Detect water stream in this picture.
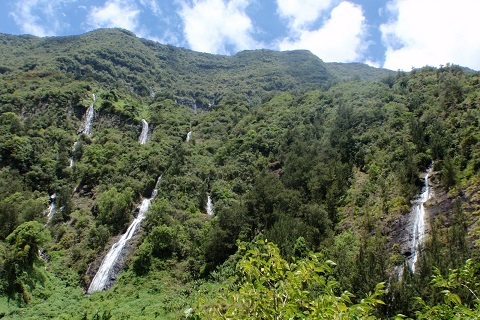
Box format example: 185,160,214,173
44,193,57,222
206,195,214,216
409,167,433,272
394,167,433,280
69,141,78,168
71,104,94,167
186,131,192,142
87,176,162,294
78,104,94,136
138,119,149,144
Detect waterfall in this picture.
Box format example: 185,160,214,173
186,131,192,142
44,193,56,223
78,104,94,136
69,141,78,168
87,176,162,294
138,119,149,144
71,104,94,168
409,167,433,272
206,195,214,216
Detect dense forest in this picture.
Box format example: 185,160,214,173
0,28,479,319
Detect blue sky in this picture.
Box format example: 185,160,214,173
0,0,479,70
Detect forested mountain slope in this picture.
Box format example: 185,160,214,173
0,28,479,319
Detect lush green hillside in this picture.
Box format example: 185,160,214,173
0,29,479,319
0,28,338,109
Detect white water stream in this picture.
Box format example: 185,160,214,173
206,195,214,216
69,141,79,168
409,167,433,272
395,167,434,280
44,193,57,222
87,176,162,294
138,119,149,144
186,131,192,142
78,104,94,135
71,103,95,167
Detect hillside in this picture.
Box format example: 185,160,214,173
1,29,336,107
0,29,479,319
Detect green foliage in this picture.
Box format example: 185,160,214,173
0,30,478,319
5,221,50,268
96,187,134,233
193,240,385,319
416,259,480,319
0,221,50,303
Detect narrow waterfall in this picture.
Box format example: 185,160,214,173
138,119,149,144
69,141,78,168
71,104,94,167
78,104,94,135
44,193,57,222
87,176,162,294
409,167,433,272
206,195,214,216
186,131,192,142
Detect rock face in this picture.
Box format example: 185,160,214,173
388,168,480,273
388,170,438,270
86,176,162,294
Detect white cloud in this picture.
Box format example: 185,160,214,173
178,0,260,54
276,0,334,28
87,0,140,31
381,0,480,70
139,0,161,16
279,2,367,62
9,0,73,36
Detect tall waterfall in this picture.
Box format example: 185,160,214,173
44,193,57,222
409,167,433,272
87,176,162,294
78,104,94,135
69,141,78,168
186,131,192,142
206,195,214,216
138,119,149,144
71,104,94,167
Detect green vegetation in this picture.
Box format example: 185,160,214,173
0,28,479,318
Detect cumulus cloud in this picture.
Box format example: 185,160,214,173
87,0,140,31
139,0,161,16
276,0,334,28
381,0,480,70
9,0,72,36
279,1,367,62
178,0,260,54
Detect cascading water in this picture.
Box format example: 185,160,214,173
138,119,149,144
409,167,433,272
71,104,94,167
44,193,56,222
87,176,162,294
69,141,78,168
186,131,192,142
395,167,434,280
78,104,94,135
206,195,214,216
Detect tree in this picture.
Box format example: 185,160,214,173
97,187,133,233
0,221,50,303
416,259,480,319
440,155,458,191
192,240,385,319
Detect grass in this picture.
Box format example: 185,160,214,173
0,259,224,319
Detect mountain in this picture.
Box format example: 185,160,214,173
0,28,391,108
0,28,479,319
